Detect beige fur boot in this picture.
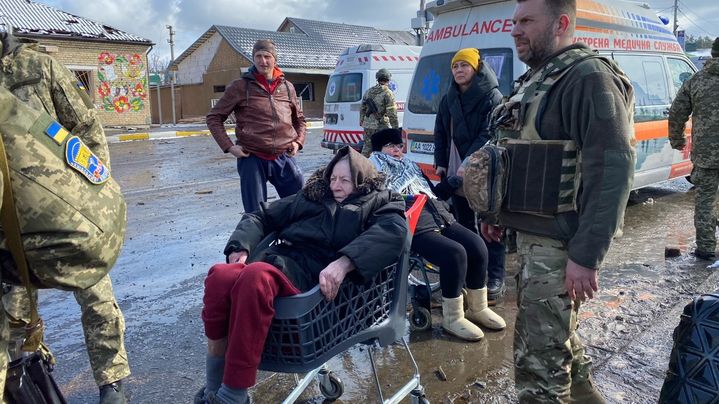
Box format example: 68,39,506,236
465,287,506,330
441,295,484,341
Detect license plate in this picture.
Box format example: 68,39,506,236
410,141,434,154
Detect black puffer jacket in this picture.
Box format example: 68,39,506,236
434,62,503,168
223,147,408,291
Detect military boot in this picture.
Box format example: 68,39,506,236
441,295,484,341
465,287,506,330
99,379,127,404
570,379,606,404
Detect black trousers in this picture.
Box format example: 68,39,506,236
411,222,488,298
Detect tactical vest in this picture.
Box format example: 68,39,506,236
492,48,601,219
0,86,126,290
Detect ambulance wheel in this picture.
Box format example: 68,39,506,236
410,306,432,331
319,372,343,401
659,292,719,402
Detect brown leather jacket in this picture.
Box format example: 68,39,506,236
206,69,306,156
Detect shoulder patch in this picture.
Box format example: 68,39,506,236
65,136,110,184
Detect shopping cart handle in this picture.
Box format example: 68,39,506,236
273,285,325,320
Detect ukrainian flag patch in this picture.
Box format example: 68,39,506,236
45,121,69,145
65,136,110,184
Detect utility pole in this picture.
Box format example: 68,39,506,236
166,25,177,125
673,0,678,36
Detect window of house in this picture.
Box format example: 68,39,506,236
213,85,226,93
294,82,314,101
72,70,93,100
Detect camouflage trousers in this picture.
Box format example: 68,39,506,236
361,127,382,157
691,167,719,253
514,232,604,403
3,274,130,386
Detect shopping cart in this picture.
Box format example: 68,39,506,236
257,195,429,403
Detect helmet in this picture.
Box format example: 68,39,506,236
376,69,392,82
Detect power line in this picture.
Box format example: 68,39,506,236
677,8,716,37
676,0,718,36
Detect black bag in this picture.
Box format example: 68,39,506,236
5,351,66,404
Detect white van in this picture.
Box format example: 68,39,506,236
321,44,422,151
403,0,697,189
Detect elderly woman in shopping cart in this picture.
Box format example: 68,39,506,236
369,128,506,343
196,146,408,404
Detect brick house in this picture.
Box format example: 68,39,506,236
0,0,154,128
165,17,416,122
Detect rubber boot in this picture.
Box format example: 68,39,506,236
465,287,506,330
441,295,484,341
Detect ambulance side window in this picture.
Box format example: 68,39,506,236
666,57,696,95
612,54,670,122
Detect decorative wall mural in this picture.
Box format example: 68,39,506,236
97,52,147,113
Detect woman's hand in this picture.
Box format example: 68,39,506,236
319,256,355,301
480,223,503,243
436,166,447,177
228,250,248,264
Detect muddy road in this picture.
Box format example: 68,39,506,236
40,130,716,403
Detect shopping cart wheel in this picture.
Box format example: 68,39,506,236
410,306,432,331
319,371,344,401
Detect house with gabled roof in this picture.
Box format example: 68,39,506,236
165,17,416,121
0,0,154,128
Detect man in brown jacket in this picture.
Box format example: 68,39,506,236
207,39,306,213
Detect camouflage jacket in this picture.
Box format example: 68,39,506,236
0,33,110,166
360,83,399,129
669,58,719,168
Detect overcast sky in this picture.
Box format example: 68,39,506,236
41,0,719,62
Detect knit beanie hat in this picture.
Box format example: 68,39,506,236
371,128,403,152
451,48,480,70
253,39,277,60
712,37,719,58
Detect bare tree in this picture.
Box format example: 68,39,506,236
149,53,169,74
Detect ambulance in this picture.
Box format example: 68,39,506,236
321,44,422,151
403,0,697,189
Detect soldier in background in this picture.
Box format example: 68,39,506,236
0,29,129,404
669,37,719,261
360,69,399,156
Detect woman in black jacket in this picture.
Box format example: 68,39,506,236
370,128,505,342
433,48,507,303
197,147,408,404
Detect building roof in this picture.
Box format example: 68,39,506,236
0,0,152,45
173,17,416,71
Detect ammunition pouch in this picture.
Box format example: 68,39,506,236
502,138,580,215
462,143,509,225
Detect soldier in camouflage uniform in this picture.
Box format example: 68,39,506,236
0,30,129,403
359,68,399,156
669,37,719,261
475,0,635,402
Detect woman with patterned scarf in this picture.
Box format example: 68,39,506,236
369,128,505,342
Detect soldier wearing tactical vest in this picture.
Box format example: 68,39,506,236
0,30,129,403
359,69,399,156
477,0,636,402
668,37,719,261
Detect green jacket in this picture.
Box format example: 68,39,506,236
502,44,636,270
668,58,719,168
360,83,399,130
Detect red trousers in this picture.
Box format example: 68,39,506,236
202,262,300,388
